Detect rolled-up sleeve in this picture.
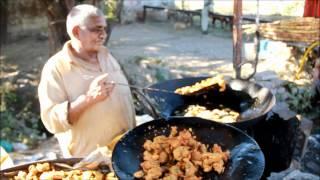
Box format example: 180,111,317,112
38,60,71,134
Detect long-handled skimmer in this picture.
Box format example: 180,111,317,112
108,82,178,94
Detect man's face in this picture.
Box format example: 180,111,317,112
77,15,107,52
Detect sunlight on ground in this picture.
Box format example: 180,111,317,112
153,43,171,48
145,46,160,52
187,60,225,67
0,55,6,60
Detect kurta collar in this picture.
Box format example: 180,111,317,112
62,41,106,72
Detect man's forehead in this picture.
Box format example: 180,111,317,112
86,16,106,27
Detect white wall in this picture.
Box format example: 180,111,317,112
121,0,174,23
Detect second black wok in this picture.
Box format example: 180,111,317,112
143,77,276,129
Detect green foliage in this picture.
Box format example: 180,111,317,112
106,0,118,22
133,56,145,65
133,56,162,65
0,86,47,147
281,82,320,118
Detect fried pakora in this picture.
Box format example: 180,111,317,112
134,127,230,179
175,75,226,95
11,162,113,180
184,105,240,123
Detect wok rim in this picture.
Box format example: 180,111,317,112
112,117,265,179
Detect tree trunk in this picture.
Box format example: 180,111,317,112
116,0,124,23
0,0,8,46
38,0,75,56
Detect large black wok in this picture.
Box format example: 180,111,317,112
112,117,265,180
141,77,275,129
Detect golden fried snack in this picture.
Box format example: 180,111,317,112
184,105,240,123
134,127,230,179
106,172,119,180
35,162,50,172
12,162,108,180
175,75,226,95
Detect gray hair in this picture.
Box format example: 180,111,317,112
66,4,104,38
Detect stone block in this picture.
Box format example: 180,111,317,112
268,169,319,180
301,134,320,176
272,102,297,121
291,116,313,168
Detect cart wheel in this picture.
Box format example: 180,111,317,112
296,41,320,79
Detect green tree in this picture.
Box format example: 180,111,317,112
38,0,106,55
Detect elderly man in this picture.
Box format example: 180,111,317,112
38,4,135,157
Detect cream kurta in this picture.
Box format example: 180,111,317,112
38,41,135,157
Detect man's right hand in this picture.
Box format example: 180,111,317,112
86,73,115,105
68,73,115,125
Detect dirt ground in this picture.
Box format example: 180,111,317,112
2,21,310,84
1,21,315,165
108,22,312,87
109,22,236,83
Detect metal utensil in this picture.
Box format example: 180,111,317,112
109,82,178,95
110,82,219,96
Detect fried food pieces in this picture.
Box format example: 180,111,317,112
12,162,115,180
134,127,230,179
175,75,226,95
184,105,240,123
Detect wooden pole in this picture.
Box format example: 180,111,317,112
233,0,242,78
